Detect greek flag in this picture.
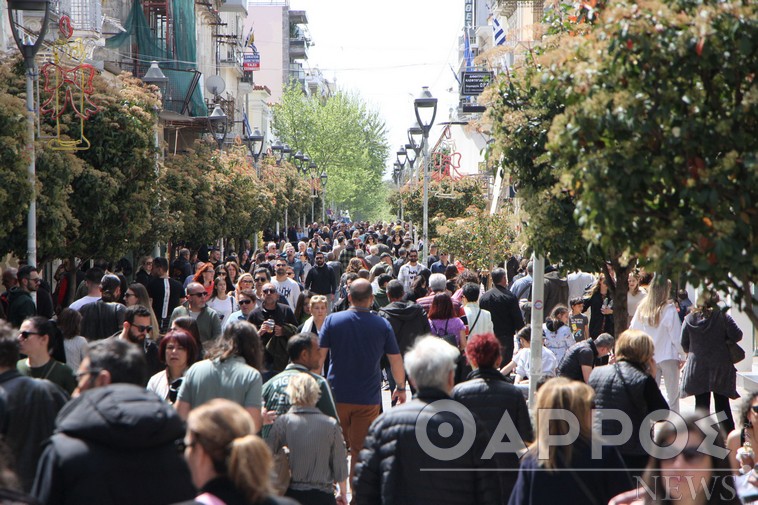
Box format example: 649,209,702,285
493,16,506,46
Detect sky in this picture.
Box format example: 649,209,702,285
288,0,465,170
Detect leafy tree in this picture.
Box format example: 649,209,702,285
541,0,758,325
272,83,390,220
389,176,486,238
435,208,518,274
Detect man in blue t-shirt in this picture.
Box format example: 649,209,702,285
319,278,407,482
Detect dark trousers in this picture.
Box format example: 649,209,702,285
695,392,735,434
286,488,336,505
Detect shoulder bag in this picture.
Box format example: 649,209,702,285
431,319,458,348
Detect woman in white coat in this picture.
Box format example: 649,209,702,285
630,274,683,412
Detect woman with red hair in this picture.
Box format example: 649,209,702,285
451,332,534,503
192,262,215,298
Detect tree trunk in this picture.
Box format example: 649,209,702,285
606,259,631,336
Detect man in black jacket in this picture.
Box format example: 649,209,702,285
378,280,429,397
304,251,336,302
32,338,195,505
479,268,525,363
354,336,501,505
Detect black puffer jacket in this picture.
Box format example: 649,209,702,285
32,384,195,505
353,388,501,505
378,301,429,354
589,361,668,456
452,368,533,502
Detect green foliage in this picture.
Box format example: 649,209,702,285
435,208,517,273
272,82,390,221
159,141,311,247
0,81,31,246
389,177,486,238
488,0,758,327
543,0,758,318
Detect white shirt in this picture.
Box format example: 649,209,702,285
206,296,238,322
69,295,100,312
567,271,596,301
543,323,574,364
272,277,300,311
63,336,88,372
397,262,427,292
630,302,683,362
464,304,494,336
515,346,558,378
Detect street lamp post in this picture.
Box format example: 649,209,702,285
244,127,264,177
407,123,423,186
405,143,416,183
413,86,437,265
8,0,51,267
208,104,227,150
319,168,328,223
143,61,168,259
308,161,318,224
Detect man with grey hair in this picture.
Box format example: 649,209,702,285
354,336,501,504
416,273,463,316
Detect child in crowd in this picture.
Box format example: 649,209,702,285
569,297,588,342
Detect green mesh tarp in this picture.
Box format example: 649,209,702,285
106,0,207,116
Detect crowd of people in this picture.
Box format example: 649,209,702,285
0,218,752,504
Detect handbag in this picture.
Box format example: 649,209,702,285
271,446,291,496
727,339,745,364
431,319,458,348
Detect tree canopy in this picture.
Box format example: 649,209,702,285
272,82,390,221
487,0,758,327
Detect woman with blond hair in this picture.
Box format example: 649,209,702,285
267,374,348,505
181,399,297,505
509,378,633,504
630,274,683,412
589,330,669,478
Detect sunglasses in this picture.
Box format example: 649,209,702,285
254,277,267,282
189,292,207,298
238,299,253,306
262,289,277,294
133,324,153,332
751,406,758,414
665,446,706,462
124,292,137,298
18,331,42,340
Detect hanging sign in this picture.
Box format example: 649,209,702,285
243,52,260,71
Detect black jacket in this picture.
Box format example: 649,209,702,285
0,370,68,491
304,264,336,295
378,301,429,354
8,288,36,328
32,384,195,505
589,361,668,456
452,368,533,502
479,285,524,352
354,388,501,505
80,301,126,340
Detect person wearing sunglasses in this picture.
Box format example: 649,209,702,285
610,414,739,505
7,265,40,328
17,316,77,395
110,305,162,376
222,290,257,332
169,283,222,351
248,283,298,379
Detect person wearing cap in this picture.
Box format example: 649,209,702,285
79,274,126,341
